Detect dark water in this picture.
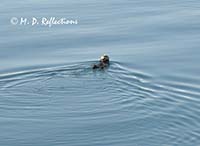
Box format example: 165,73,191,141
1,0,200,146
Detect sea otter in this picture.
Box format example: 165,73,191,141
92,54,110,69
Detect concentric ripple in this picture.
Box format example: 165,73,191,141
0,62,200,146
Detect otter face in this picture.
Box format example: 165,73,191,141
100,54,109,64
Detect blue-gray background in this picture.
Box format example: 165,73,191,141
0,0,200,146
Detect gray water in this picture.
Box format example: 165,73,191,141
1,0,200,146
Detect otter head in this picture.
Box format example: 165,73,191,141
100,54,109,64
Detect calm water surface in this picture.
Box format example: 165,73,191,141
0,0,200,146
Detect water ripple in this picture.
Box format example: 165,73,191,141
0,61,200,145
